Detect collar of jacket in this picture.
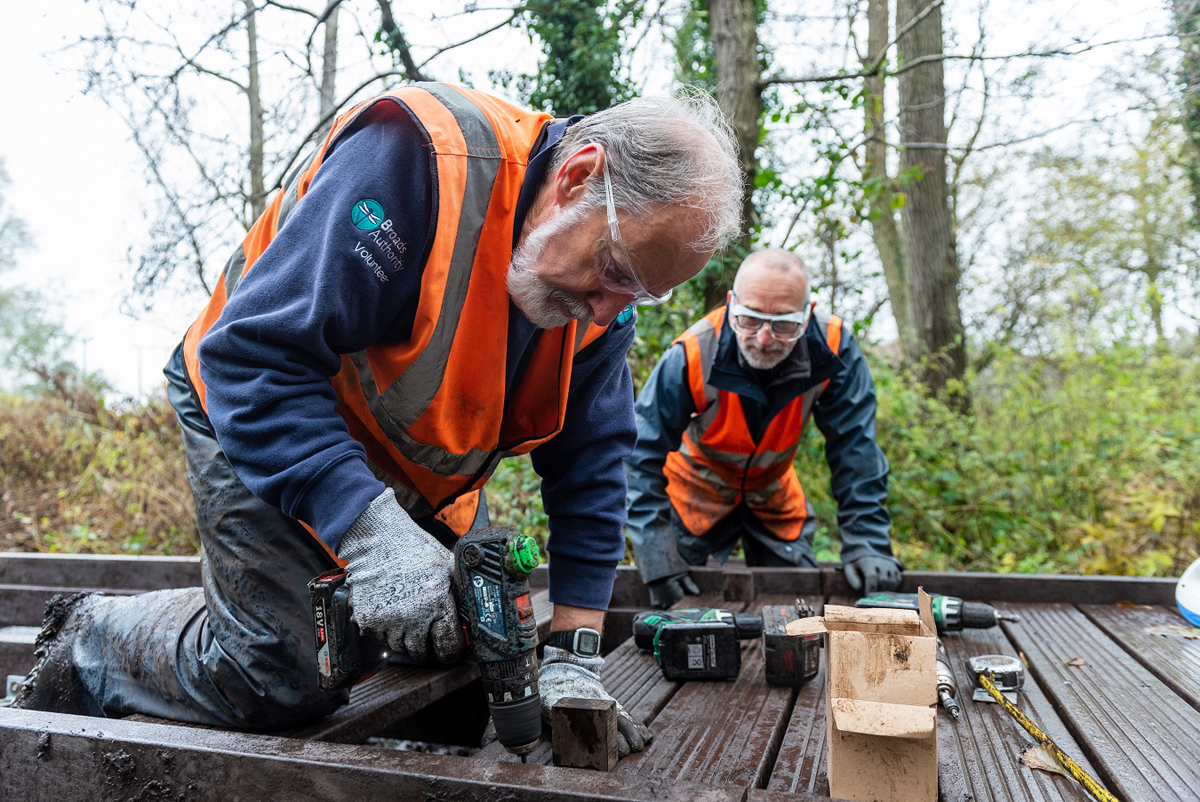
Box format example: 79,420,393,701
512,116,584,244
707,300,846,404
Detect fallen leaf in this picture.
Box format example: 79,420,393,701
1145,624,1200,639
1065,657,1086,667
1021,745,1066,776
1116,600,1153,610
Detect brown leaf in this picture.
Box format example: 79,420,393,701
1021,745,1067,776
1116,600,1153,610
1145,624,1200,639
1065,657,1086,667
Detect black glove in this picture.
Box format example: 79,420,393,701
646,572,700,609
843,554,902,594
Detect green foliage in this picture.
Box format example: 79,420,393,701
0,387,197,555
1174,0,1200,227
504,0,640,115
794,344,1199,577
487,455,549,555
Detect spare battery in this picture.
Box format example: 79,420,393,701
761,600,821,687
655,620,742,681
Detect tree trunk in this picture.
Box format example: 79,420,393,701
863,0,912,348
896,0,967,399
707,0,760,309
245,0,266,222
318,4,340,141
1174,0,1200,227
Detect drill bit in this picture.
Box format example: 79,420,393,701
935,639,961,720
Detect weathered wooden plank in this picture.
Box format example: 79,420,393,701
821,569,1177,606
473,595,720,765
762,596,828,798
0,584,142,627
284,662,482,743
0,625,38,680
1078,603,1200,712
935,626,1095,801
1008,602,1200,801
616,597,793,788
0,552,202,590
0,708,745,802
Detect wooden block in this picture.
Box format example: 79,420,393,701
551,697,618,772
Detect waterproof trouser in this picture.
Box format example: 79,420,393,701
60,346,349,729
672,501,819,570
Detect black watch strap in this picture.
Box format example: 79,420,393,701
547,627,602,658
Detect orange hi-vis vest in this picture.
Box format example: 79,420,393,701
182,83,607,536
663,306,844,541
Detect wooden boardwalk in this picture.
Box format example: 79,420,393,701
1,553,1195,801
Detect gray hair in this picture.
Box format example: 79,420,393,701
552,88,744,253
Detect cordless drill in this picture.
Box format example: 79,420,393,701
308,526,543,756
450,527,543,755
854,591,1021,632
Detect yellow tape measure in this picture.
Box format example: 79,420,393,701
976,673,1120,802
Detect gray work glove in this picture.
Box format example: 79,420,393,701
337,489,465,664
843,554,903,594
646,571,700,609
539,645,652,756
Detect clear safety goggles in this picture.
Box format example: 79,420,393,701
598,155,672,306
728,295,813,342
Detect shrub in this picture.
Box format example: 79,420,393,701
0,387,198,555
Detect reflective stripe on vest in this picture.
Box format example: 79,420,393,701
183,83,608,534
664,306,844,540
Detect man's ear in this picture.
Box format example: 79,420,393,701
552,143,604,206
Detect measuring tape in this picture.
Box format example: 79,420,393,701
976,673,1121,802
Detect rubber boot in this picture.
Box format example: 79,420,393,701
11,592,103,715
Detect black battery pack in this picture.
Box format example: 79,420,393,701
655,620,742,681
760,602,821,687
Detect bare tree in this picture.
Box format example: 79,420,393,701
709,0,761,277
862,0,911,345
896,0,967,399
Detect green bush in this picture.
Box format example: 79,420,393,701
0,388,198,555
795,344,1198,577
3,341,1194,579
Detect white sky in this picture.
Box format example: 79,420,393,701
0,1,1181,398
1,4,197,398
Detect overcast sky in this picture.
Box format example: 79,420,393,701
0,1,1177,399
1,4,194,398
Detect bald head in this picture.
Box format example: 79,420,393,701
733,248,809,306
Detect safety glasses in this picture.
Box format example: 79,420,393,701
728,294,813,342
598,156,672,306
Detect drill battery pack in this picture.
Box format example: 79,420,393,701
309,567,386,691
654,620,742,681
760,601,820,687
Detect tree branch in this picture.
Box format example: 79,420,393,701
765,34,1172,87
376,0,429,82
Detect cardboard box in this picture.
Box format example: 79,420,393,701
786,589,938,801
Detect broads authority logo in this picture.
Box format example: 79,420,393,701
350,198,407,283
352,199,384,230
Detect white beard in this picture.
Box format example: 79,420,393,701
738,337,794,370
507,203,594,329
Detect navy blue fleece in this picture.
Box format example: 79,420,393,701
196,97,634,610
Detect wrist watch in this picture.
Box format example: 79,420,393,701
547,627,602,658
